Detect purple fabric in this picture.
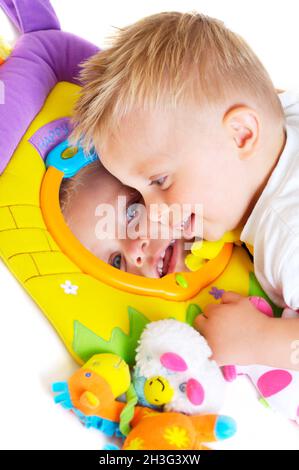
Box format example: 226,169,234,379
29,117,71,160
0,0,60,33
0,30,99,174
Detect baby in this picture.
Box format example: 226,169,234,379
59,160,190,278
69,12,299,370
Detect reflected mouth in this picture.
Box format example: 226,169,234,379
156,239,176,278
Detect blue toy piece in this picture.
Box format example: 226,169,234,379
46,139,99,178
52,381,124,438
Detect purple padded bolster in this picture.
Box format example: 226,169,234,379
0,0,60,33
0,29,99,174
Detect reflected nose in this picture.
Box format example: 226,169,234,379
127,238,150,267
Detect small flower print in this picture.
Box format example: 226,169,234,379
60,280,78,295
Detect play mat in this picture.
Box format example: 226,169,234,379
0,0,283,372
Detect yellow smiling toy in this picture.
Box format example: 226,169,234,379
144,376,174,406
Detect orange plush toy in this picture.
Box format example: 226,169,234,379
52,353,236,450
122,408,234,450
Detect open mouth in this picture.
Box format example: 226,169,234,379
156,239,177,278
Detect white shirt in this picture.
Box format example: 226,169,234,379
240,90,299,309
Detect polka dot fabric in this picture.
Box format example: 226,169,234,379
222,298,299,423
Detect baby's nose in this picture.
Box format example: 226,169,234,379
131,239,150,267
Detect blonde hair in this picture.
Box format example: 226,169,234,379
69,11,284,153
59,160,103,216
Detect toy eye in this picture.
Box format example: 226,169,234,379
85,372,91,378
179,382,187,393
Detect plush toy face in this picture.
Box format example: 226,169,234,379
69,368,115,415
144,375,174,405
134,319,227,414
83,353,131,398
143,354,206,407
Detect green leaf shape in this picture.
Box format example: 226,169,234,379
186,303,202,326
73,306,150,365
249,272,283,318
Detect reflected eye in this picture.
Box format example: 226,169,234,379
126,193,143,225
150,176,168,187
126,203,139,223
110,253,122,269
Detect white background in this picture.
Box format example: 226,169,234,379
1,0,299,450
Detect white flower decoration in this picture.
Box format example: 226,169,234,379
60,280,78,295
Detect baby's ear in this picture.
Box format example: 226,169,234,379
222,106,259,159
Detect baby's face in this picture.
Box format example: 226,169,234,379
99,104,253,241
63,167,189,278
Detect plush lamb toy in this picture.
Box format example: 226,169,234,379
133,318,227,415
133,297,299,424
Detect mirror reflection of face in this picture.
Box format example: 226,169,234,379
61,164,191,278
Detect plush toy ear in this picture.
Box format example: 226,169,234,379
160,352,188,371
186,378,205,405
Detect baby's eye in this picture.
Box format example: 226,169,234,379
126,203,139,223
110,253,122,269
150,176,168,187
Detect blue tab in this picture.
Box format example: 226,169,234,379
46,139,99,178
52,382,68,393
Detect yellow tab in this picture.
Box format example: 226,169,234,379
80,391,99,409
185,253,205,272
191,240,223,259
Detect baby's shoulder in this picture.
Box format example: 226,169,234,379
258,203,299,251
279,90,299,122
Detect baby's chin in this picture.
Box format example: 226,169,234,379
203,226,226,242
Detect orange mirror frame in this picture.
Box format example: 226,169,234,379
41,166,233,301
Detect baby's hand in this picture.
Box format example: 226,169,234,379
194,291,269,366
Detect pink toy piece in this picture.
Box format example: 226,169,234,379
257,370,293,397
186,378,205,405
160,352,188,372
222,365,237,382
249,296,274,317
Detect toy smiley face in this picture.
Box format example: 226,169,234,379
144,375,174,405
